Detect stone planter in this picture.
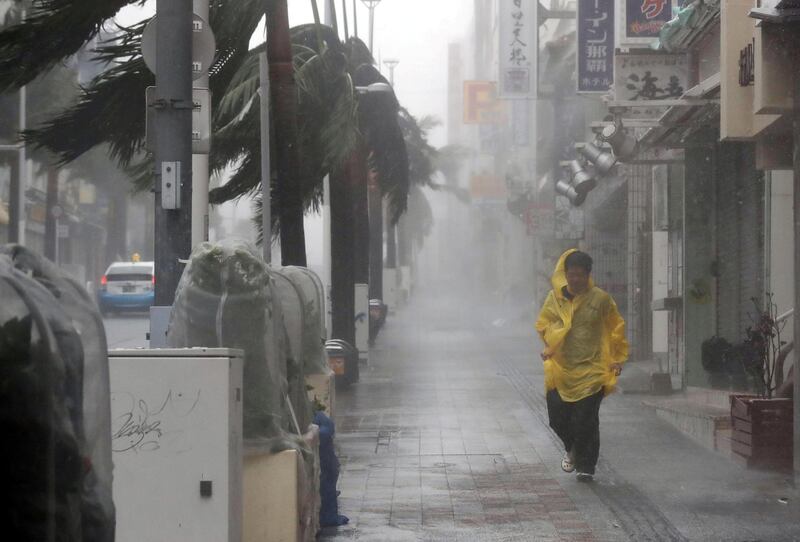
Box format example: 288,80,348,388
730,394,793,472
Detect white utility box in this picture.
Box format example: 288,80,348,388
109,348,244,542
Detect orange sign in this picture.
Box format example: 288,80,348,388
463,81,508,125
469,174,506,200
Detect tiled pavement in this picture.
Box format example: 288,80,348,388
320,287,800,541
321,291,625,541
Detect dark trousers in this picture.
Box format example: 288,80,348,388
546,389,603,474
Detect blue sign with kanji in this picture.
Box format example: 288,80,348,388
577,0,615,93
626,0,672,40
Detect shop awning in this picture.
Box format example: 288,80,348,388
639,73,721,149
750,0,800,23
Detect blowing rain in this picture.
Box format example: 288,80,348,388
2,1,800,541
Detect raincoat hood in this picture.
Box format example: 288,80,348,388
551,249,595,298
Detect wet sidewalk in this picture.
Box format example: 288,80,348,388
321,287,800,541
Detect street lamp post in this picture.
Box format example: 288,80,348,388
383,58,398,86
360,0,382,53
381,59,399,307
330,83,392,349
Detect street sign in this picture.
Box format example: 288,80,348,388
141,14,216,81
622,0,674,45
57,224,69,238
577,0,615,94
145,87,212,154
498,0,537,98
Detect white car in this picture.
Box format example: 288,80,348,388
97,261,155,315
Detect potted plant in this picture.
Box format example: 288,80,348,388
729,294,793,471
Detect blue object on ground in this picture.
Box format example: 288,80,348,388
315,411,349,527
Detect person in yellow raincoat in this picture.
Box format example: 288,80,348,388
535,249,628,482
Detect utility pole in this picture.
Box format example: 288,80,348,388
153,0,193,306
192,0,210,248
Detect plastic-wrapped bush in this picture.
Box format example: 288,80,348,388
0,246,114,541
167,240,291,438
270,269,314,434
279,266,330,375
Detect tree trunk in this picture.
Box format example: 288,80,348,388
44,168,58,262
353,149,369,286
330,153,358,346
385,208,397,268
368,168,383,299
268,0,307,266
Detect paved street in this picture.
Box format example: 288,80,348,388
104,314,149,349
322,284,800,542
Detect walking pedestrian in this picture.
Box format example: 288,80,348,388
535,249,628,482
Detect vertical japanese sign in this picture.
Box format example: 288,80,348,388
625,0,673,41
577,0,615,94
499,0,537,98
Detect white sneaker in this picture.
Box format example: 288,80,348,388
576,472,594,483
561,452,576,473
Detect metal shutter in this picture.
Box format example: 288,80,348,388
715,143,764,343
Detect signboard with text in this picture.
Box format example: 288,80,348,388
463,81,508,124
499,0,537,98
614,52,688,118
624,0,673,42
614,52,688,101
577,0,615,94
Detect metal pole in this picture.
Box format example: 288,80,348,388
353,0,358,38
192,0,210,248
153,0,193,306
341,0,349,38
382,59,398,271
368,4,374,53
9,8,27,245
793,48,800,483
259,49,272,264
323,174,332,338
9,84,26,244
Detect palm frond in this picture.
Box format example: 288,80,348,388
0,0,142,92
22,0,264,168
399,107,438,188
22,58,152,167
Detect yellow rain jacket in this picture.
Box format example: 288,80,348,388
535,249,628,402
